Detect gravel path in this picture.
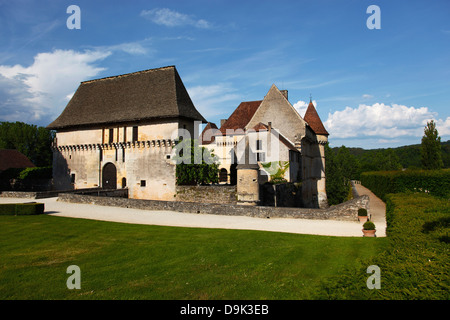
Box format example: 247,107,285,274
1,189,387,237
353,183,387,237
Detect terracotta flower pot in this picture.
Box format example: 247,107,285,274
362,229,376,237
358,216,368,223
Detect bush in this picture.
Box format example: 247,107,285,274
0,202,45,215
362,221,375,230
318,193,450,299
18,166,52,180
360,169,450,201
0,203,18,215
358,208,368,216
15,203,45,215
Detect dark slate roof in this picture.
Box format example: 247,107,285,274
0,149,35,171
219,100,262,135
47,66,206,130
303,101,329,135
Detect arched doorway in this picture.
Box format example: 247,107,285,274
102,163,117,189
219,168,228,183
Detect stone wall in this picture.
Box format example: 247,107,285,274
175,185,237,204
58,192,369,221
0,188,128,199
260,182,302,207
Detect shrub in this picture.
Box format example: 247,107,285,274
360,169,450,201
0,202,45,215
0,168,24,180
0,203,18,215
362,221,375,230
15,203,45,215
173,139,219,185
358,208,368,216
318,193,450,299
18,166,52,180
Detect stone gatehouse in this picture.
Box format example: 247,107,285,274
47,66,206,201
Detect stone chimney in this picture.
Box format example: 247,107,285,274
280,90,288,100
220,119,227,128
268,122,272,132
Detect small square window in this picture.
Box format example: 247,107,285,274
140,180,146,187
257,152,265,162
256,140,263,151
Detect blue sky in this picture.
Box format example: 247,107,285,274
0,0,449,149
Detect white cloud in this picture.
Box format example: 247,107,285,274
362,94,373,99
0,49,110,126
91,38,154,56
187,83,240,119
293,100,316,118
324,102,450,140
140,8,211,29
435,117,450,136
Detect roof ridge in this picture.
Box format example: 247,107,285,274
81,65,176,84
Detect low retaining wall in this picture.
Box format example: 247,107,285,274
175,185,237,204
0,190,60,199
58,193,369,221
0,188,128,199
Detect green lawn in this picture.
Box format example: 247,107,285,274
0,214,387,300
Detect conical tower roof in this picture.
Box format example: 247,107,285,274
304,100,329,136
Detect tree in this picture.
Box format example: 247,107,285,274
173,139,219,185
421,120,443,170
375,148,402,171
335,145,360,180
325,143,350,205
0,121,54,167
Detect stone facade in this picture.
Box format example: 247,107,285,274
201,84,329,209
47,66,206,201
52,122,179,201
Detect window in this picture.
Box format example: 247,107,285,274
122,148,126,162
257,152,265,162
256,140,263,151
122,177,127,188
109,128,114,144
132,126,138,142
123,127,127,142
71,173,75,184
140,180,146,187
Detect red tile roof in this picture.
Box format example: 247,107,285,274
199,122,219,145
251,122,269,132
219,100,262,135
0,149,35,172
303,101,329,135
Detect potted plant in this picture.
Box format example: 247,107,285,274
362,221,376,237
358,208,368,223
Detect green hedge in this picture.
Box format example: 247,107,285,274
0,202,45,215
0,166,52,181
360,169,450,201
319,193,450,299
18,167,52,180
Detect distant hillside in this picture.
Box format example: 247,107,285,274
333,140,450,169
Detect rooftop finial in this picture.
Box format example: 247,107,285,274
309,93,312,103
